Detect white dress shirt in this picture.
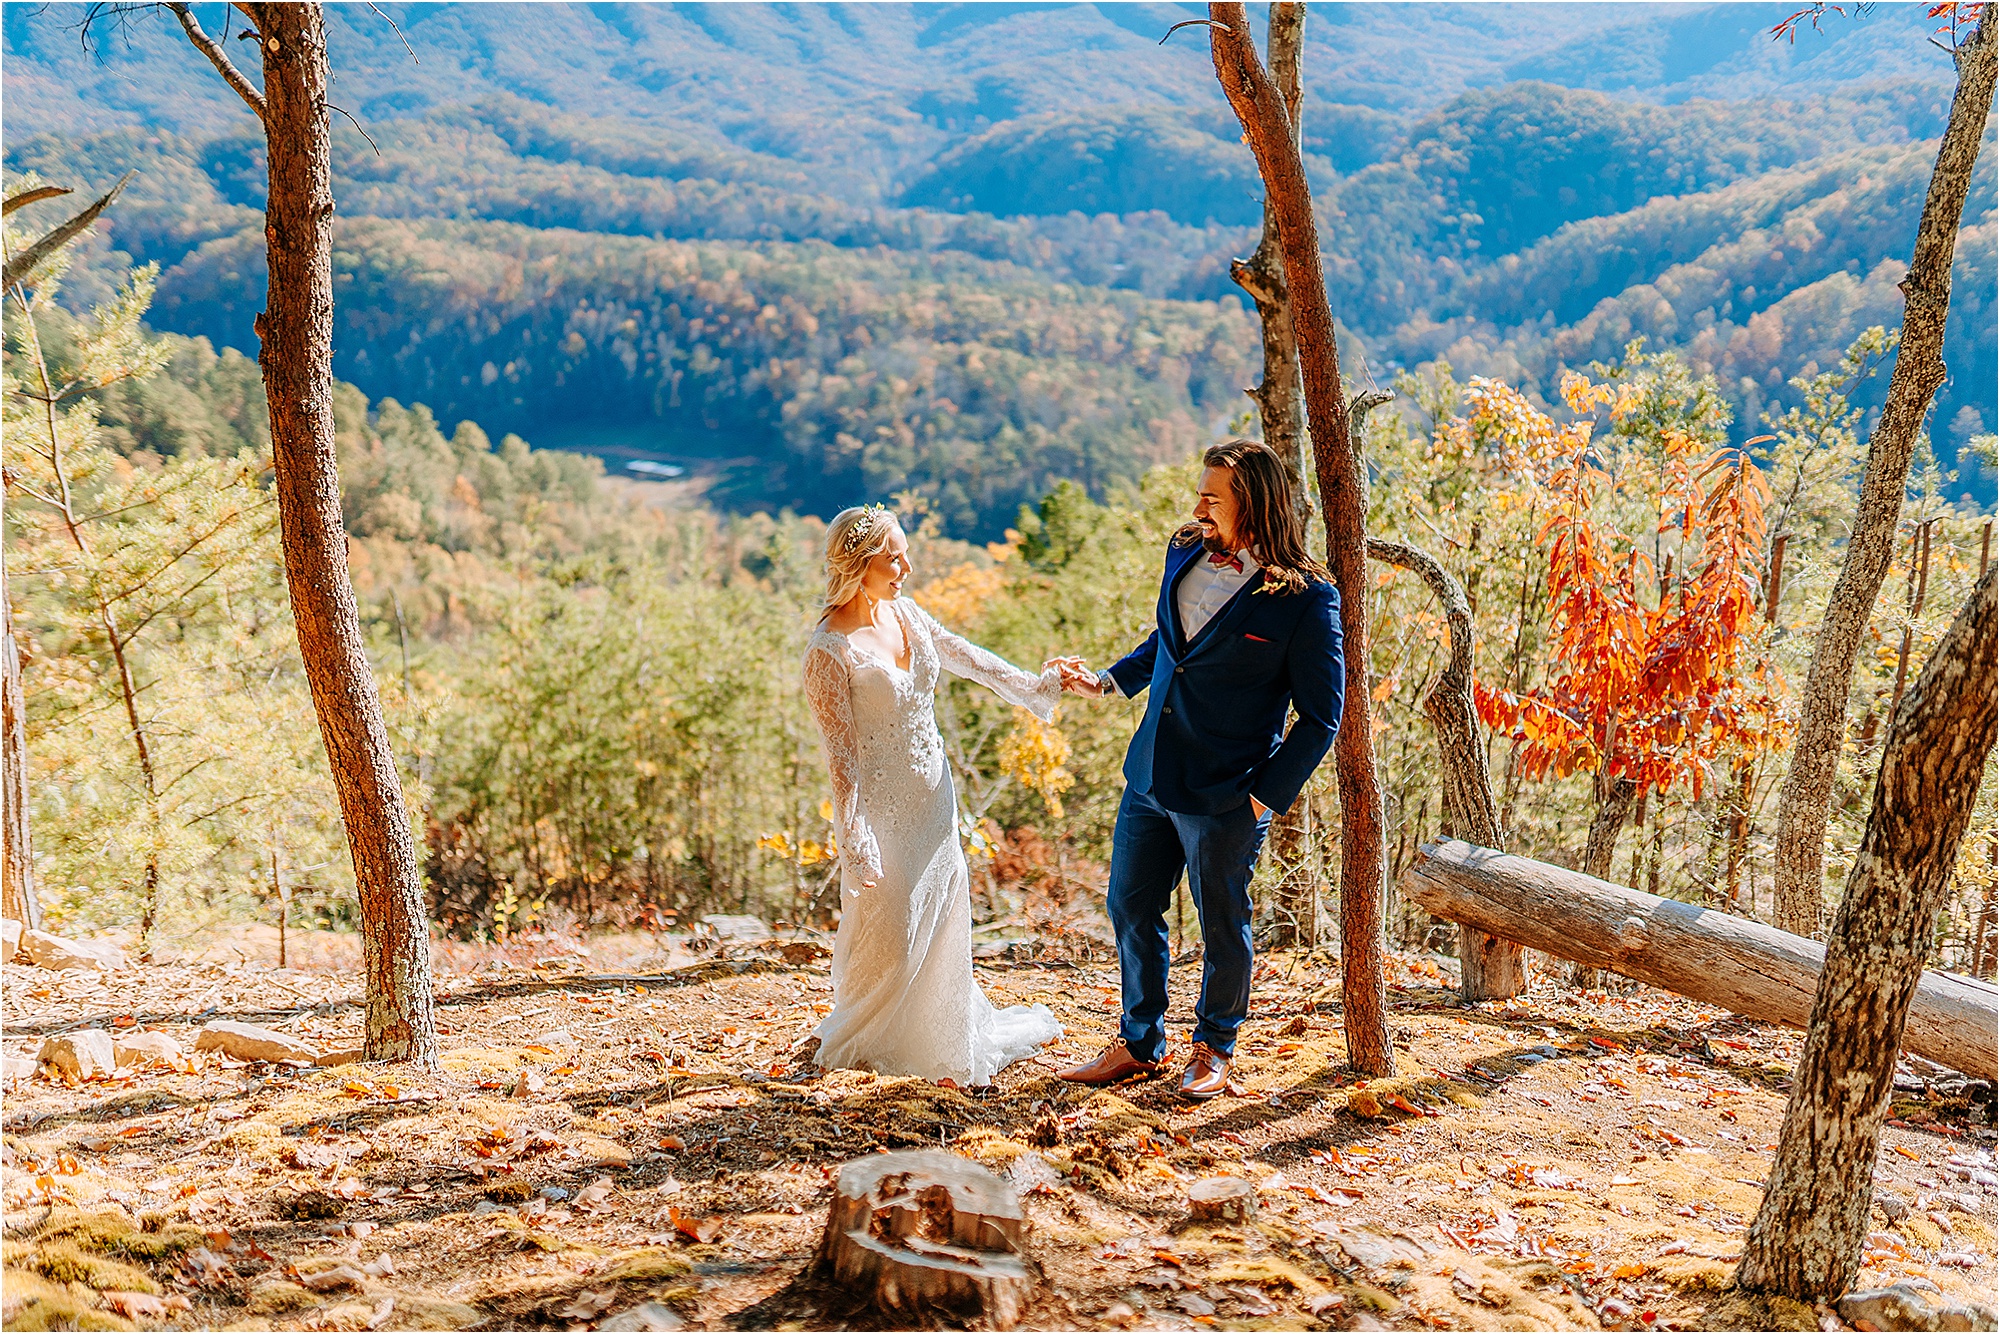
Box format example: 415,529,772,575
1101,547,1260,697
1177,546,1261,640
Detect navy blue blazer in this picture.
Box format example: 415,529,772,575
1106,536,1345,817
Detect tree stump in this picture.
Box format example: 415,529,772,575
816,1151,1034,1329
1187,1177,1257,1225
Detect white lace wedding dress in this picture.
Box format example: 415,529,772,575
802,598,1064,1084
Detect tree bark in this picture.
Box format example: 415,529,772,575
1735,565,1998,1303
817,1151,1033,1330
1232,2,1318,951
1366,537,1522,999
1229,1,1309,503
1768,9,1996,939
1399,837,1997,1079
243,3,437,1065
1,562,40,931
1208,2,1392,1075
1230,3,1319,950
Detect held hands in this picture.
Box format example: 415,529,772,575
1046,656,1106,697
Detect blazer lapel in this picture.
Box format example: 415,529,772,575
1162,541,1204,657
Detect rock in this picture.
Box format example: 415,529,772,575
39,1030,117,1080
1874,1189,1911,1224
313,1047,364,1068
1,918,20,962
112,1031,184,1068
599,1302,687,1331
23,929,128,972
4,1054,38,1085
702,914,771,943
535,1029,577,1049
1839,1283,1948,1332
1937,1303,1999,1332
194,1021,319,1064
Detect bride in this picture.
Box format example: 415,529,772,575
801,504,1063,1084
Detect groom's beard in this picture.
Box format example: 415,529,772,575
1202,531,1232,555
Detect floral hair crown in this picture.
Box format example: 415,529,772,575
841,505,895,556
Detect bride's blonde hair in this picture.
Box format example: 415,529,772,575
823,505,902,611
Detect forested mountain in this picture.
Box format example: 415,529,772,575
4,2,1993,531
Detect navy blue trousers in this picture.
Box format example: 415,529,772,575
1105,785,1272,1063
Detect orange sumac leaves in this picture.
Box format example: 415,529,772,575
1464,373,1785,801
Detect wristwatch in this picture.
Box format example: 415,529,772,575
1097,669,1120,698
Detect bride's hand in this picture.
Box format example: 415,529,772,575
1047,656,1103,696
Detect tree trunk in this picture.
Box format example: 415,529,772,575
1229,1,1309,503
1208,2,1392,1073
1768,10,1996,939
817,1151,1033,1330
1398,837,1997,1079
1267,792,1322,949
247,3,436,1065
1735,565,1998,1303
1,563,40,931
1583,776,1636,882
1232,2,1317,951
1366,537,1522,999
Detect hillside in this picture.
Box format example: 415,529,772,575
4,1,1993,528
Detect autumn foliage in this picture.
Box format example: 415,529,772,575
1468,372,1786,806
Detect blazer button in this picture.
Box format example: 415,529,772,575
1175,666,1184,674
1163,707,1173,715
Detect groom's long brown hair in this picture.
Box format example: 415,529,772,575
1173,438,1328,595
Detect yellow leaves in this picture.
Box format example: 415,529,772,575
914,562,1006,627
998,708,1074,820
757,831,835,867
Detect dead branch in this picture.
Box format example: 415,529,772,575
167,1,267,121
1,172,134,291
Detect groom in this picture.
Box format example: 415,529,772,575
1053,439,1344,1099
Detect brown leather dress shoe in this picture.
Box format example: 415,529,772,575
1058,1040,1161,1085
1179,1041,1231,1100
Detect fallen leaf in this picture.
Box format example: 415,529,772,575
103,1291,168,1320
297,1264,366,1292
669,1205,722,1242
1613,1262,1649,1278
1894,1145,1921,1162
180,1248,235,1287
556,1287,620,1319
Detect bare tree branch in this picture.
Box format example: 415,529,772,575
167,1,267,121
326,101,381,155
3,186,73,217
1,172,134,291
367,2,419,64
1158,16,1228,43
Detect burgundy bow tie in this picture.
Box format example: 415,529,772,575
1207,550,1244,573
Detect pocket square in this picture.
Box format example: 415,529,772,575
1243,633,1272,643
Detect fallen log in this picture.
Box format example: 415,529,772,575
1400,839,1998,1079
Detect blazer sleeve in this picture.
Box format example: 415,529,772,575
1106,629,1159,698
1250,581,1345,814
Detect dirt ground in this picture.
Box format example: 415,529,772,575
3,928,1995,1332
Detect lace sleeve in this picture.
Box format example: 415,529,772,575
908,601,1062,722
802,641,882,884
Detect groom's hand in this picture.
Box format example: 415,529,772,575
1048,656,1105,697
